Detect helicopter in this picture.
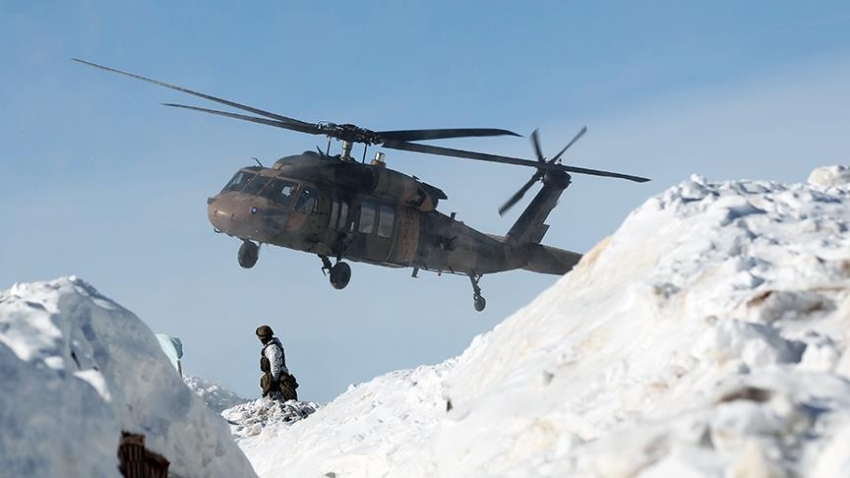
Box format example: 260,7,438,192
75,59,650,311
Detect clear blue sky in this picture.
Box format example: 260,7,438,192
2,2,849,403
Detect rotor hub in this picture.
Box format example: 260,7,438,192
318,122,382,145
543,169,572,189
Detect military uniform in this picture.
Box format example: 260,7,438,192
257,325,298,401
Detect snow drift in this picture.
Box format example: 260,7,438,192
239,166,850,477
0,278,256,477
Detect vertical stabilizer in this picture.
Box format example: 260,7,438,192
505,170,570,245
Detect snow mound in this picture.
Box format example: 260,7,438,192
184,375,249,413
808,164,850,188
0,277,256,478
223,399,320,439
243,166,850,477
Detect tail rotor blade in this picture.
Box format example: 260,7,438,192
531,129,545,163
550,125,586,164
498,172,542,216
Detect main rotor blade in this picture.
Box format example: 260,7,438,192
384,140,650,182
498,172,543,216
162,103,325,135
531,129,545,163
382,140,567,171
550,125,587,164
560,164,650,182
377,128,520,142
73,58,315,129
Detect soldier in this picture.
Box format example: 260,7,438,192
256,325,298,401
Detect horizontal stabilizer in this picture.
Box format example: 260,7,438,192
523,244,582,275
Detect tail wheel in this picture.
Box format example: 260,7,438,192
238,241,259,269
330,262,351,289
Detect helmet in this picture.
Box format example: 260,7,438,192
255,325,274,339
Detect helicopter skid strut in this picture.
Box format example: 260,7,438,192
469,273,486,312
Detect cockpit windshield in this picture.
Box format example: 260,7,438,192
221,171,257,193
260,179,299,205
242,176,272,195
220,170,300,207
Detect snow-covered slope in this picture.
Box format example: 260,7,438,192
0,278,256,477
240,166,850,477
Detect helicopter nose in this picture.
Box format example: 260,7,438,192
207,195,243,232
207,194,284,240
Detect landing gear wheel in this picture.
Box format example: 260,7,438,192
238,241,259,269
329,262,351,290
474,295,486,312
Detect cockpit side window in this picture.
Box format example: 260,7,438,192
242,176,272,195
295,187,318,214
221,171,257,193
261,179,298,205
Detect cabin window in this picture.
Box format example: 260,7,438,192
329,199,339,229
262,179,298,205
221,171,256,193
378,205,394,238
295,187,318,214
243,176,272,195
339,202,349,230
359,202,376,234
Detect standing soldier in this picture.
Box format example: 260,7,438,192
256,325,298,401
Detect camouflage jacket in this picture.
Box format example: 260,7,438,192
261,337,289,381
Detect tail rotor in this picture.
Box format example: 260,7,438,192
498,126,586,216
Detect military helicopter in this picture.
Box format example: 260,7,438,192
75,59,649,311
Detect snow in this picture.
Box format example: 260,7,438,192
223,399,320,438
184,374,250,413
235,166,850,477
0,277,256,477
4,165,849,477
